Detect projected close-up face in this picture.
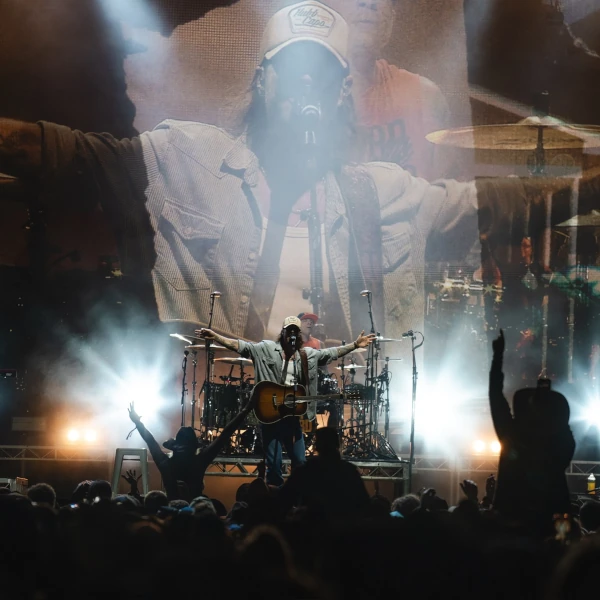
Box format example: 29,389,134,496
261,41,349,134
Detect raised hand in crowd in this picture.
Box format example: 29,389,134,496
128,402,142,425
122,470,142,498
492,329,505,357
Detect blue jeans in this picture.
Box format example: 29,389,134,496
261,418,306,487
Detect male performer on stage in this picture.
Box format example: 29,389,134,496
195,316,376,486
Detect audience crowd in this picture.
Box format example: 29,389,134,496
2,333,599,600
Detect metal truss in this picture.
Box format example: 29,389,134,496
0,445,110,462
207,457,408,481
0,446,596,482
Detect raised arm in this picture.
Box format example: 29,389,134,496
489,330,514,441
127,402,168,468
195,328,240,353
0,119,43,179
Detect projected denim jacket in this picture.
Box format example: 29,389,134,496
39,119,524,345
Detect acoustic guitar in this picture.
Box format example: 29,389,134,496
251,380,359,425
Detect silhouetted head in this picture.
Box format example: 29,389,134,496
513,383,570,431
315,427,340,457
391,493,420,517
87,480,112,503
164,426,198,454
144,490,169,515
27,483,56,508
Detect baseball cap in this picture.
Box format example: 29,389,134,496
282,316,302,329
298,312,319,323
260,1,349,70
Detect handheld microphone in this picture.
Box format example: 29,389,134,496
402,330,414,338
360,290,371,297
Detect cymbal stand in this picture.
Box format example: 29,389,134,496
379,357,391,440
190,350,198,429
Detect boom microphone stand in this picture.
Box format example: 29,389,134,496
406,330,424,493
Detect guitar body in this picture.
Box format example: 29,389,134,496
252,381,309,424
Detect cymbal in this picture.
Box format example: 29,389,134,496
351,347,367,353
426,116,600,150
378,358,404,362
557,211,600,227
375,336,403,343
186,344,227,350
170,333,193,344
214,357,253,366
335,364,367,370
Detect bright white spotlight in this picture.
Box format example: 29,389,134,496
472,440,486,454
490,441,501,454
115,373,165,420
67,428,80,442
83,429,97,443
583,405,600,429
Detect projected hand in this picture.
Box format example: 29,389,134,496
195,328,216,340
460,479,478,503
128,402,142,424
492,329,505,355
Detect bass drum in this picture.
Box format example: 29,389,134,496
318,370,339,395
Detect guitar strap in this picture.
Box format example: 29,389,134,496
299,349,309,386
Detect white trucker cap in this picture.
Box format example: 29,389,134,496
260,1,349,70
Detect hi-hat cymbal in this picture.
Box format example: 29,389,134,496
557,211,600,228
378,358,404,362
426,116,600,150
214,357,253,366
335,364,367,370
186,344,227,350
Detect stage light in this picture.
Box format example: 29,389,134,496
115,373,165,420
490,441,501,454
83,429,97,443
582,405,600,429
67,428,80,442
472,440,486,454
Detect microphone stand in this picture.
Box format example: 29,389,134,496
407,331,424,493
300,90,327,342
201,292,219,437
180,351,189,427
